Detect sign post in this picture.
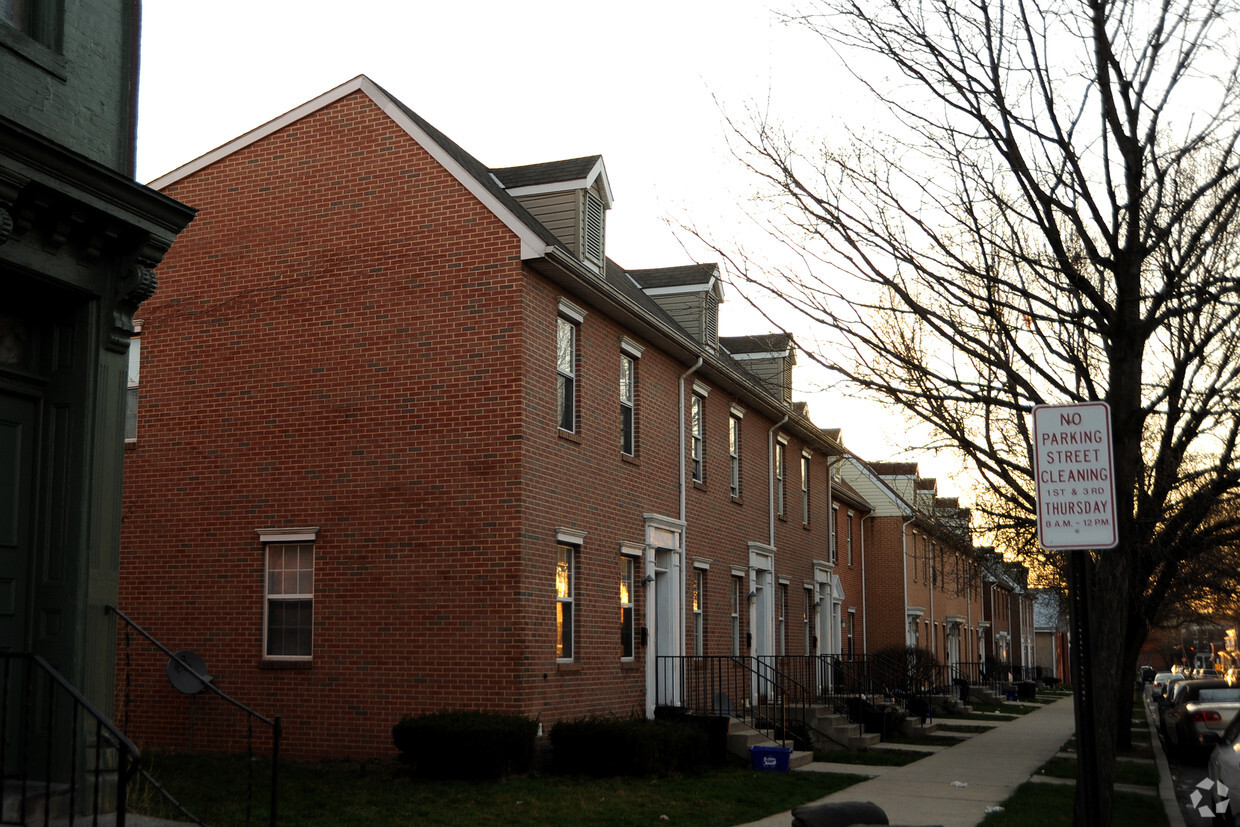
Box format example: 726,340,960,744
1032,402,1118,827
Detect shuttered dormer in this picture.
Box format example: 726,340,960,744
492,155,612,272
720,333,796,404
628,263,723,350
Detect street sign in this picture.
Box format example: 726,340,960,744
1032,402,1118,550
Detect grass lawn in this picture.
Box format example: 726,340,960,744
1035,756,1160,787
933,723,996,733
813,748,926,766
131,753,868,827
978,782,1166,826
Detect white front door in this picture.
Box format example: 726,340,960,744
645,518,683,717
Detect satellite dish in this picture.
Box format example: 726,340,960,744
167,650,212,695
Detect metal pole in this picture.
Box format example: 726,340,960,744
1068,549,1101,826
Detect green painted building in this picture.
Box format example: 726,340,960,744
1,0,193,788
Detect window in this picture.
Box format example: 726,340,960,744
775,441,786,518
1,0,62,49
847,609,856,656
692,569,705,655
125,329,141,441
830,505,839,563
728,413,742,498
801,454,811,525
264,542,314,659
778,582,788,656
620,556,634,659
731,576,742,655
847,512,855,566
557,317,576,432
557,544,576,660
803,587,816,655
620,353,635,455
691,394,704,482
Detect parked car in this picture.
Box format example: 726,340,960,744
1161,679,1234,757
1206,711,1240,825
1151,670,1176,698
1174,685,1240,762
1154,672,1189,715
1140,665,1156,684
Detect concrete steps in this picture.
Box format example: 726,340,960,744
725,718,814,770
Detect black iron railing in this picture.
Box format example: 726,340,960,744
658,652,984,746
662,655,806,746
0,652,140,826
107,605,281,827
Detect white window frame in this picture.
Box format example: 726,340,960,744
775,440,787,518
620,352,635,455
831,504,839,564
847,511,855,566
557,300,585,434
801,452,811,526
691,394,705,483
620,555,635,660
729,408,743,499
125,324,142,442
258,527,318,661
556,528,586,662
731,574,744,656
692,567,706,656
557,544,577,661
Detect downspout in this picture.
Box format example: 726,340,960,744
928,538,935,657
678,358,703,527
768,416,789,548
861,515,869,653
901,516,915,645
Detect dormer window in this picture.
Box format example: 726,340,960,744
493,155,612,273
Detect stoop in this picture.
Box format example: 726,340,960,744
796,705,880,750
725,718,814,769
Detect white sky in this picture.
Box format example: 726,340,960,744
136,0,970,493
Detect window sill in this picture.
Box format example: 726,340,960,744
0,27,67,79
555,661,582,674
260,658,313,670
731,495,744,506
693,480,707,491
558,429,582,445
621,453,640,467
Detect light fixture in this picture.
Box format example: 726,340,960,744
643,574,655,585
747,590,757,604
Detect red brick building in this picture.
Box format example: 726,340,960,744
118,76,980,760
838,460,985,671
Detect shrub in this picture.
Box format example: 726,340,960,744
549,714,722,777
874,645,943,695
391,711,539,780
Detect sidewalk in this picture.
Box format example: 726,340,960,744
735,696,1079,827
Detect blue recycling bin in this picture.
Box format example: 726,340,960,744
751,745,792,772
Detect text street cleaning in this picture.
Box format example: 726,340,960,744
1032,403,1119,551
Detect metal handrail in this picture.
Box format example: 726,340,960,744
0,652,141,826
107,604,281,826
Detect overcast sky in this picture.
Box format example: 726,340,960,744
136,0,968,491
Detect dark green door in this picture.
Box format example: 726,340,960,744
0,391,34,655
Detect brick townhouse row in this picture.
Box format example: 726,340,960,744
117,75,1031,760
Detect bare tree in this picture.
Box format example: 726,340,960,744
708,1,1240,822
